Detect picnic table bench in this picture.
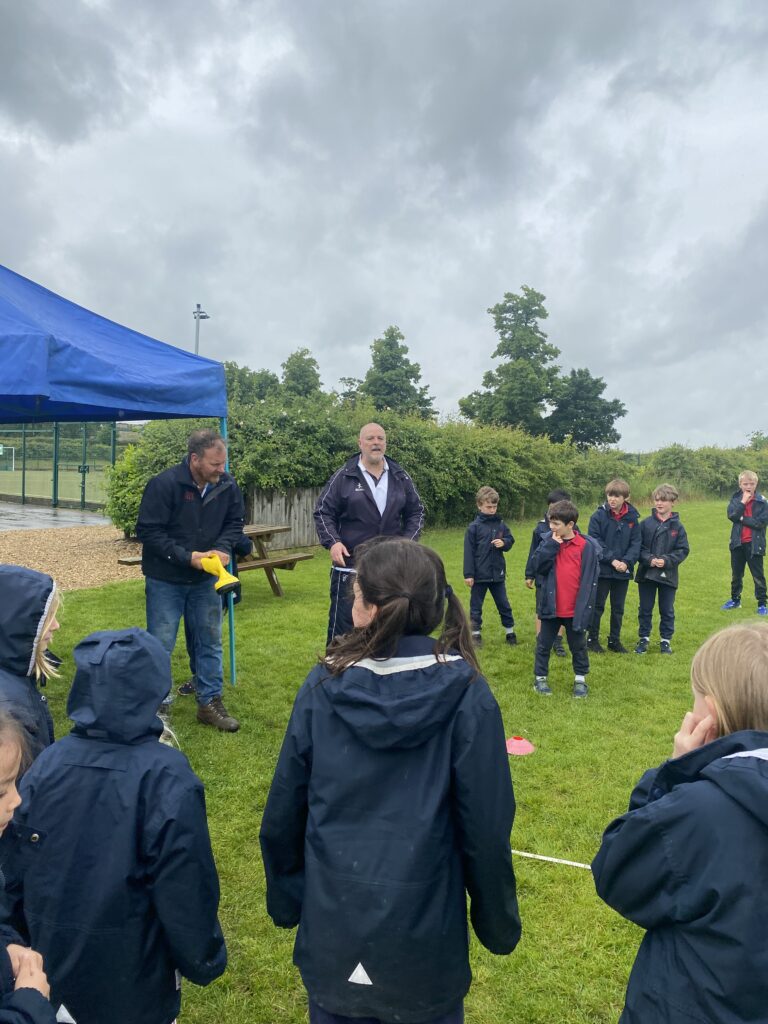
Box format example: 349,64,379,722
118,523,314,597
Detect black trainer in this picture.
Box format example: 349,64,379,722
635,637,650,654
471,632,483,648
586,636,605,654
607,639,628,654
660,639,673,655
553,638,567,658
533,676,553,696
505,632,517,646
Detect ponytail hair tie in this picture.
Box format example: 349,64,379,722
444,584,453,598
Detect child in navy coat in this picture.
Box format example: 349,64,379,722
587,478,641,654
593,621,768,1023
463,486,516,647
261,537,520,1024
634,484,689,655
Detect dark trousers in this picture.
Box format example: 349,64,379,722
327,566,356,645
309,1000,463,1024
731,543,767,604
637,581,677,640
469,580,514,630
590,577,629,641
535,617,589,677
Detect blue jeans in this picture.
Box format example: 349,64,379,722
145,577,223,706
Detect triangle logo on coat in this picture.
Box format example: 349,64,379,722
348,962,373,985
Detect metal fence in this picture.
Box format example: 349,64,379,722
0,422,130,509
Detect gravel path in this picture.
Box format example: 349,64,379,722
0,526,143,591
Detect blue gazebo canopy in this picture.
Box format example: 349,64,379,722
0,264,226,423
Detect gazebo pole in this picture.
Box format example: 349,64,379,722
220,416,237,685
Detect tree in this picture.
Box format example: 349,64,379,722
224,361,280,404
459,286,561,432
281,348,322,397
358,326,435,419
545,368,626,449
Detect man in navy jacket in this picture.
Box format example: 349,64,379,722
136,428,244,732
313,423,424,644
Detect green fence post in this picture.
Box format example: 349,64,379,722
52,422,60,508
21,423,27,505
80,423,88,509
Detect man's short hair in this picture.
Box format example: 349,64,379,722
652,483,679,502
605,478,630,498
548,499,579,525
476,486,499,505
739,470,759,484
187,428,226,458
547,489,571,505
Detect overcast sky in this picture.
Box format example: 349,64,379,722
2,0,767,450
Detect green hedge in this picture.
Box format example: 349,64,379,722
104,400,768,535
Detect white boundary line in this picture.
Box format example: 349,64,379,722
512,849,591,870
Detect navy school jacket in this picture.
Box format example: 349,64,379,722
524,518,549,580
0,945,56,1024
313,455,424,563
0,566,56,762
727,490,768,556
463,513,514,582
259,635,521,1023
0,629,226,1024
635,511,689,589
136,458,245,585
593,732,768,1024
528,529,601,630
587,503,641,580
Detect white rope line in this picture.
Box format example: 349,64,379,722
512,849,592,870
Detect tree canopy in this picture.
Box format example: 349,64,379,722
358,326,436,419
460,285,625,447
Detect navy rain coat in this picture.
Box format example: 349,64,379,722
0,629,226,1024
0,566,57,761
260,635,521,1023
727,489,768,557
593,732,768,1023
0,945,55,1024
463,513,514,582
529,529,601,630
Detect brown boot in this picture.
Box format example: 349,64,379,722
197,696,240,732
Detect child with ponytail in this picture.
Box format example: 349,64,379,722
593,621,768,1023
261,537,521,1024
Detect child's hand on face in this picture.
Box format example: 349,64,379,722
742,491,754,504
673,712,718,759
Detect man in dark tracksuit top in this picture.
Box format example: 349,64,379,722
587,481,641,654
723,471,768,614
136,428,244,732
313,423,424,644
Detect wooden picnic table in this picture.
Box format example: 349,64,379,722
118,523,314,597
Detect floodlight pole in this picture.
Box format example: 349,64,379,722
193,303,210,355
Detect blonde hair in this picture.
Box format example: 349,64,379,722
34,590,61,681
739,470,758,485
476,486,499,505
691,623,768,735
652,483,679,502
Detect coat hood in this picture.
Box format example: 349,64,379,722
0,564,57,677
321,635,474,750
67,628,168,743
656,730,768,831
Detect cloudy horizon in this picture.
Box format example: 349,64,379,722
2,0,767,451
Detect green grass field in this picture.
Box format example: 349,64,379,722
0,468,108,503
43,500,754,1023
